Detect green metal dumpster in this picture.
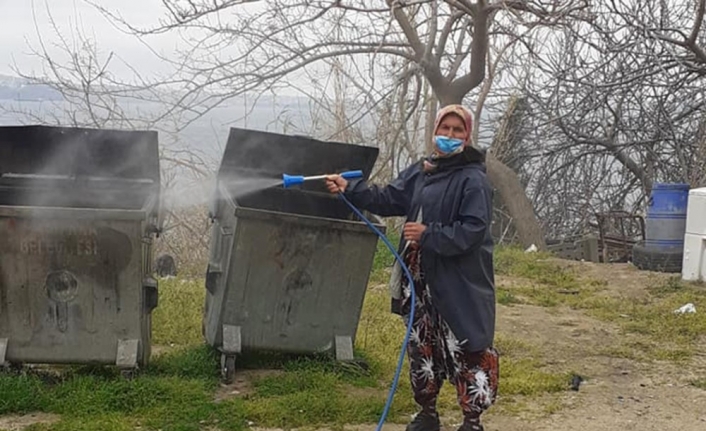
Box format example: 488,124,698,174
0,125,161,373
203,128,384,382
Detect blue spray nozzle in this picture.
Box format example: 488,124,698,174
282,170,364,188
282,173,306,188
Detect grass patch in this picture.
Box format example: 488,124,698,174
241,388,389,428
493,338,574,405
499,358,571,396
1,246,573,429
578,279,706,350
356,289,571,420
496,250,706,351
493,393,566,420
497,288,521,306
498,249,706,362
493,247,604,310
372,230,401,272
647,276,687,297
652,348,693,362
0,373,46,415
151,278,206,346
494,334,540,358
692,379,706,390
146,344,221,380
368,230,401,285
495,247,577,289
25,414,134,431
0,348,239,431
596,344,642,361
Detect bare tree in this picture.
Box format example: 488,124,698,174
518,0,706,239
1,7,222,276
22,0,706,249
628,0,706,74
81,0,594,249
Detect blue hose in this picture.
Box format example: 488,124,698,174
337,192,416,431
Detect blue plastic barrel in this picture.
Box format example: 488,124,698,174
644,183,690,250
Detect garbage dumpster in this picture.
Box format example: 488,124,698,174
0,125,161,372
203,128,384,382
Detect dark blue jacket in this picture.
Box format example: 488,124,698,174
345,148,495,352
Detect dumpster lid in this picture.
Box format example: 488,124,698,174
0,125,160,184
217,128,379,191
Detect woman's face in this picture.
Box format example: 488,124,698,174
435,113,467,141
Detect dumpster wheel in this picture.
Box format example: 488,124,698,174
2,362,23,375
221,354,236,384
120,368,137,380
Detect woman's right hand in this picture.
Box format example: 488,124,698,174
325,174,348,193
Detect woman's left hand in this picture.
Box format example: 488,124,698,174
403,222,427,242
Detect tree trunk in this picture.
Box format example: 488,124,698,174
485,153,547,250
417,3,545,250
424,92,438,155
436,95,546,250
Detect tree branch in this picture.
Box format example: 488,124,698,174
387,0,426,58
448,3,489,100
688,0,706,46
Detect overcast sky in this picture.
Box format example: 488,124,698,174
0,0,183,79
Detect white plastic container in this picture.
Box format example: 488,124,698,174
682,187,706,281
682,233,706,281
686,187,706,236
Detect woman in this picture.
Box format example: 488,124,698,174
326,104,499,431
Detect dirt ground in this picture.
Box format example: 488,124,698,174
477,261,706,431
0,413,60,431
255,261,706,431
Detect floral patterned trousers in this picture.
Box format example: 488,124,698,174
400,242,499,420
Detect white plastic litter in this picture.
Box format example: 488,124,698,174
525,244,538,253
674,303,697,314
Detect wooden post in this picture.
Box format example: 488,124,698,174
583,236,600,263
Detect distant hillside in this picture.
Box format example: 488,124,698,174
0,73,497,150
0,74,63,101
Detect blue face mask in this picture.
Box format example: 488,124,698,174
434,135,464,154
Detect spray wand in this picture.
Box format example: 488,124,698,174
282,169,416,431
282,169,364,188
